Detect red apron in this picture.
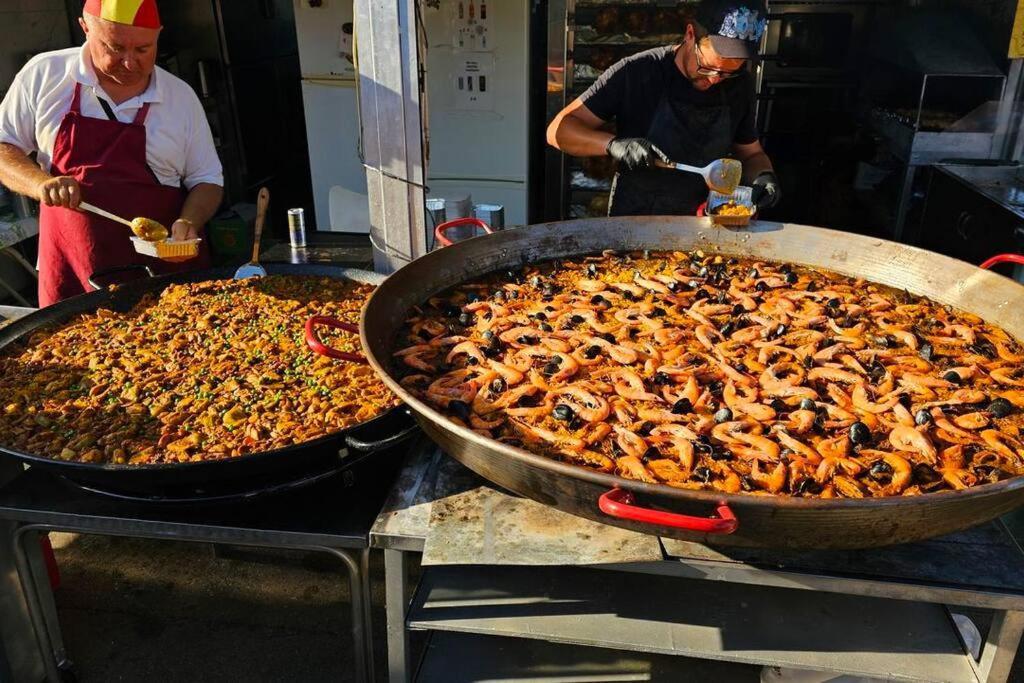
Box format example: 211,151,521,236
37,82,210,307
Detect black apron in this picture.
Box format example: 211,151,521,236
609,60,734,217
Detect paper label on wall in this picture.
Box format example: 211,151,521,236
1012,0,1024,58
453,53,494,111
451,0,490,50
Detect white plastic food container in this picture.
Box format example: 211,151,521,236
131,237,202,260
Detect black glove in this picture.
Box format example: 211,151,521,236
751,171,781,209
606,137,668,171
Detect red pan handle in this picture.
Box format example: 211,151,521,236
979,254,1024,270
434,218,493,247
305,316,367,363
598,488,738,534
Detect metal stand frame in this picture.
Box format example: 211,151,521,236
373,448,1024,683
9,522,374,683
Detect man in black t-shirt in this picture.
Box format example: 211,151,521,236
547,0,779,217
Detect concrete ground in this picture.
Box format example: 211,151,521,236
51,533,395,682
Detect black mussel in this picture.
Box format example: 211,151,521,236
587,263,598,276
943,370,961,384
869,459,893,480
532,311,547,321
651,306,667,318
517,335,538,345
734,362,748,373
466,357,479,366
693,436,713,455
590,294,606,306
584,345,601,359
913,463,941,484
482,330,495,340
600,332,616,344
672,398,693,415
516,393,540,408
490,378,506,393
539,322,553,333
826,297,841,309
687,279,700,289
545,305,555,312
755,281,768,292
716,290,728,304
731,304,745,316
915,409,933,426
802,355,814,369
637,421,655,436
741,476,756,492
458,312,472,326
806,281,818,292
873,335,891,349
709,381,725,396
653,372,672,386
785,271,799,285
623,291,639,302
506,290,518,300
919,343,933,362
570,314,585,324
529,275,542,287
443,305,461,318
694,289,710,301
449,400,471,421
748,268,759,279
849,421,871,445
770,398,789,413
720,321,735,337
542,284,558,297
772,323,787,339
714,407,733,423
493,290,505,302
710,447,733,461
642,446,660,463
795,478,822,495
988,397,1014,418
694,466,713,483
698,266,709,278
552,404,574,421
465,292,480,303
542,361,560,375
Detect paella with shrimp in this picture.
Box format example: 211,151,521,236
394,250,1024,499
0,276,397,466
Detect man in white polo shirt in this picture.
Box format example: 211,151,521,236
0,0,223,306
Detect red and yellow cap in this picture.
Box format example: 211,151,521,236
83,0,161,29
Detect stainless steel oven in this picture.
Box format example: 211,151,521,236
761,2,877,82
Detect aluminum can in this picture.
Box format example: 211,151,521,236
287,208,307,248
473,203,505,229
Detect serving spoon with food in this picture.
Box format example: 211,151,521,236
79,201,169,241
657,157,743,195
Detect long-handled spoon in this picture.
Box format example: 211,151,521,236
79,201,169,241
657,158,743,195
234,187,270,279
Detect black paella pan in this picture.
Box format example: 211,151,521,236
359,216,1024,549
0,263,417,503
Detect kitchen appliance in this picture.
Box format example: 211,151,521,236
421,0,530,225
294,0,368,233
360,215,1024,549
861,8,1006,240
0,264,416,502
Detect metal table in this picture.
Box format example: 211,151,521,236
0,445,409,683
372,445,1024,683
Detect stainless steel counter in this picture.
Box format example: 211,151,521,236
936,163,1024,222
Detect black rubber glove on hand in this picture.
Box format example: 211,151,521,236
751,171,781,209
606,137,668,171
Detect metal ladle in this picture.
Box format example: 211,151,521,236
79,201,169,242
657,158,743,195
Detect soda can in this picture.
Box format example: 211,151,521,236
287,208,307,248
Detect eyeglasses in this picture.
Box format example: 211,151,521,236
693,40,744,80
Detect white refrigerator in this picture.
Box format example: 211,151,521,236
294,0,370,233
